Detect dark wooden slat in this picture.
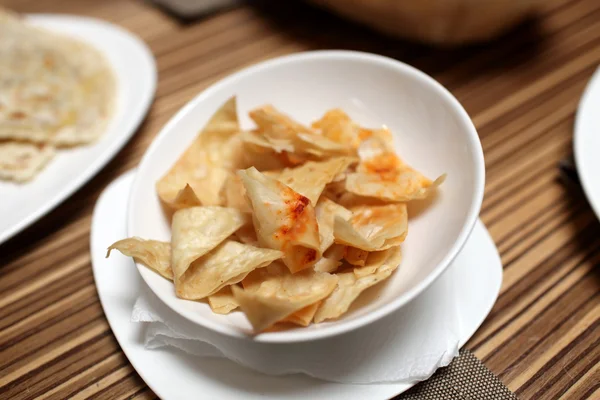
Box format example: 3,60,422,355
0,269,93,332
4,336,119,400
469,233,600,349
516,324,600,398
482,273,598,368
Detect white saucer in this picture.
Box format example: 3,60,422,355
574,67,600,221
0,15,156,245
91,171,502,400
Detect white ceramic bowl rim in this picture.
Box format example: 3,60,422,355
128,50,485,342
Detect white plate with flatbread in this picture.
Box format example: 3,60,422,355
0,14,156,244
574,67,600,221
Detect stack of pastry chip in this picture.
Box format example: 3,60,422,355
0,10,115,182
108,97,444,333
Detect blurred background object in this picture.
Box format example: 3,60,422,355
309,0,545,45
151,0,241,18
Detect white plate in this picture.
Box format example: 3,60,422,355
128,51,484,342
574,67,600,221
0,14,156,244
91,170,501,400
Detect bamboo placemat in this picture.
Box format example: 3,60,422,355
1,0,599,399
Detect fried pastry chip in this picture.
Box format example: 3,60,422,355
249,105,313,136
311,108,365,148
208,286,239,314
239,130,294,153
177,239,282,300
313,257,342,273
346,170,445,202
344,247,369,267
353,246,402,278
314,243,347,273
234,223,260,246
221,173,251,213
281,301,322,327
345,129,445,201
106,237,172,280
315,197,352,253
156,97,240,208
170,206,249,281
237,167,321,273
233,263,338,331
110,207,281,300
314,246,402,322
334,203,408,251
275,157,357,205
170,206,268,299
165,184,202,210
249,105,353,158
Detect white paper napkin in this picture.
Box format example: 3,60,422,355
131,265,462,384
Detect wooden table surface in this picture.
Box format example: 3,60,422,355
1,0,599,399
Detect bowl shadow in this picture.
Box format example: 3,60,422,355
246,0,548,89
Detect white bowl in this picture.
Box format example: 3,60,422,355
128,51,485,343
